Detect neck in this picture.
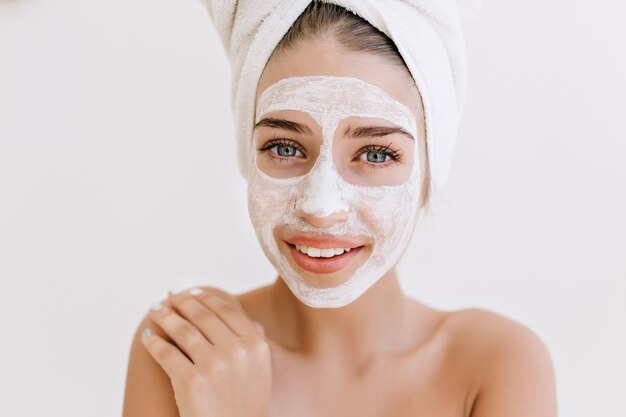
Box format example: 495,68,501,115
268,267,416,368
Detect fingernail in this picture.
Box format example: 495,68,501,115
150,302,163,311
189,287,203,296
142,328,153,339
169,286,184,295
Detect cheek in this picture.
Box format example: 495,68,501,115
354,183,421,241
247,172,299,229
350,193,384,227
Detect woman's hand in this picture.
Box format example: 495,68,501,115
141,287,272,417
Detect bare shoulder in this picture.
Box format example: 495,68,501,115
444,307,553,356
445,308,558,417
122,285,247,417
198,284,262,314
122,297,180,417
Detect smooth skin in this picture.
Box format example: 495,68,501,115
139,289,272,417
123,35,558,417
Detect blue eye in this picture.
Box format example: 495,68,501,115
274,144,299,157
256,138,305,159
356,144,402,165
365,150,389,163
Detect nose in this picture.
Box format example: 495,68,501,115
294,159,350,227
294,207,350,228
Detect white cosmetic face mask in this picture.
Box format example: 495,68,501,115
247,75,422,308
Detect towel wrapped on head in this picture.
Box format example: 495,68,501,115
197,0,480,190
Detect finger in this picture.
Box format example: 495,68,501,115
192,287,250,315
193,291,257,337
141,327,193,380
254,322,265,335
169,291,238,345
148,303,213,365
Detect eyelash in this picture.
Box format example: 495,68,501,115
353,143,404,168
256,137,404,168
256,137,307,161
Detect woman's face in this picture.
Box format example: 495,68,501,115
248,36,426,308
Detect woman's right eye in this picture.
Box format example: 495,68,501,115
271,144,302,158
257,139,305,160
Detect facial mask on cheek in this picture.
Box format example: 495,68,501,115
247,76,422,308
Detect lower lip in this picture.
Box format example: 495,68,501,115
287,243,363,274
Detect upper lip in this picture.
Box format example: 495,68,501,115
285,235,366,249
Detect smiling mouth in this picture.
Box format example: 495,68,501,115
293,243,354,258
285,241,365,274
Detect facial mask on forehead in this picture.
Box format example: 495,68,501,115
247,75,422,308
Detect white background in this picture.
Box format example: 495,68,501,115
1,0,624,416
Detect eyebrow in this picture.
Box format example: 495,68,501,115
254,117,414,141
344,124,415,141
254,117,312,135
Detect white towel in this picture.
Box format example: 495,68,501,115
197,0,481,190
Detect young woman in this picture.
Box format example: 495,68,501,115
123,3,557,416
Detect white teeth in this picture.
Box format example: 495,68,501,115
306,247,321,257
293,244,353,258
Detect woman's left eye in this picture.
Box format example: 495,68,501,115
361,150,390,163
356,145,401,165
